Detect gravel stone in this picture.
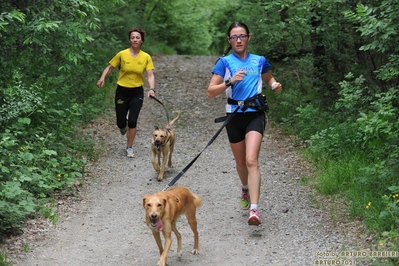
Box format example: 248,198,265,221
4,55,372,266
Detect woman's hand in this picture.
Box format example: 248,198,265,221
96,79,105,88
231,70,247,84
271,81,282,92
148,89,155,98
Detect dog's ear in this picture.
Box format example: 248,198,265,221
143,196,148,207
154,126,159,130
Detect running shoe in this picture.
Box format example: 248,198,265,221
126,147,134,158
120,125,128,135
240,187,250,210
248,209,261,226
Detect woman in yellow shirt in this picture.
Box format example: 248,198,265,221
97,27,155,158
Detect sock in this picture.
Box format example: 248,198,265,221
250,204,258,210
242,185,248,190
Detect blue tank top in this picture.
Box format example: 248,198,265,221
212,53,271,113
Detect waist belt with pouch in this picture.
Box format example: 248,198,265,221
215,94,269,123
227,93,269,113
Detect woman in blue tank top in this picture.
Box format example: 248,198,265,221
207,21,283,226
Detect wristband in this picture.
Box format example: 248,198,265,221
150,88,156,92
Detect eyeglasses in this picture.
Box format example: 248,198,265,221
228,34,249,41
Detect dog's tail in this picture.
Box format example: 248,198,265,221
166,110,182,130
192,192,202,208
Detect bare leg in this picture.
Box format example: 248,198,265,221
229,131,262,205
244,131,262,205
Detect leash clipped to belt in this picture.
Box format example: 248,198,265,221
163,106,240,191
150,95,170,124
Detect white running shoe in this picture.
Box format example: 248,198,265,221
126,147,134,158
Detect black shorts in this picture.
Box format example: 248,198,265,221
225,112,266,143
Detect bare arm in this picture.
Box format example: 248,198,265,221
207,74,225,98
146,69,155,97
207,70,247,98
96,65,114,88
262,71,282,92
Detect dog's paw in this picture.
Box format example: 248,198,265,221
191,249,199,255
156,260,167,266
177,250,183,260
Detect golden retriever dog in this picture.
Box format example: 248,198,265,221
151,111,182,181
143,186,202,266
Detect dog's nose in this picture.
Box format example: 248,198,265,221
151,213,158,219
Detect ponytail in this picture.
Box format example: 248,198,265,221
222,44,232,57
215,44,232,65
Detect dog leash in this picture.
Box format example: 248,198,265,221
150,95,170,123
163,106,240,191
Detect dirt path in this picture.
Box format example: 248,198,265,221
5,55,370,266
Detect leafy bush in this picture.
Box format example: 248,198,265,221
0,71,43,127
377,186,399,264
293,103,330,140
0,251,11,266
306,122,364,159
356,89,399,153
335,73,373,119
380,186,399,231
0,117,86,236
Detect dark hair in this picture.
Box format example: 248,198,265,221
128,27,146,42
222,22,250,56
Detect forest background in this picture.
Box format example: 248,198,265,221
0,0,398,265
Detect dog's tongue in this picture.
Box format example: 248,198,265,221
156,219,164,231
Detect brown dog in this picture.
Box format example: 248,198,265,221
143,186,202,266
151,111,182,181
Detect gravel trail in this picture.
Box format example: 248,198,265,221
5,55,371,266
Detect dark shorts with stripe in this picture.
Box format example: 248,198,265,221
225,112,266,143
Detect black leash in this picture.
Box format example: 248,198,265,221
150,95,170,124
163,106,240,191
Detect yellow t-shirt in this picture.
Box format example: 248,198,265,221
109,49,154,88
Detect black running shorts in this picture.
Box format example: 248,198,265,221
225,112,266,143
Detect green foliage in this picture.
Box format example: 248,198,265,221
0,251,11,266
1,0,399,261
356,89,398,150
380,187,399,230
344,2,399,54
293,103,330,140
0,0,112,239
273,1,399,258
306,122,363,159
335,73,372,118
344,0,399,86
378,186,399,263
0,10,25,32
0,116,86,235
241,0,312,57
0,70,43,126
314,153,366,195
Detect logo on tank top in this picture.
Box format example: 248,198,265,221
250,58,258,65
237,66,256,75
